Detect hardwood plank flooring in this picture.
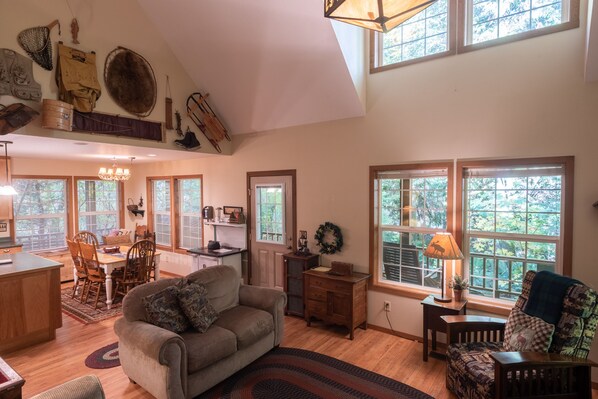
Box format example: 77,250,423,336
3,294,598,398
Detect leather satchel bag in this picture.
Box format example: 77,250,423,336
0,103,39,135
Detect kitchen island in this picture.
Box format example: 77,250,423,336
0,253,63,354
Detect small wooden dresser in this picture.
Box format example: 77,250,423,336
283,253,319,317
303,269,370,340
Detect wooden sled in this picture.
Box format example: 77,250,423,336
186,92,230,153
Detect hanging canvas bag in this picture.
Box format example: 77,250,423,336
55,42,102,113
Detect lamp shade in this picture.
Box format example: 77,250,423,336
324,0,438,32
424,232,464,260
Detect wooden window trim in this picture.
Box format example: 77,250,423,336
455,156,574,312
12,175,74,251
147,175,203,254
370,0,579,72
369,162,454,297
370,0,457,74
73,177,124,235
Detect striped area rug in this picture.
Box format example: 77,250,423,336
198,347,433,399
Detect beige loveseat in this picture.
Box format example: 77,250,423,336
114,265,286,399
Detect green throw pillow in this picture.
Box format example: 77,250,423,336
143,285,190,333
177,282,219,333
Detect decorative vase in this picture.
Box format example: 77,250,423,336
453,289,463,302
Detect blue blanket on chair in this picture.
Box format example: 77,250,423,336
523,270,579,325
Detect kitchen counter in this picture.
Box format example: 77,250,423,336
187,247,246,257
0,252,61,277
0,240,22,249
0,252,63,354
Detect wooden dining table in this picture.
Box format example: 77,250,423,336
73,245,161,310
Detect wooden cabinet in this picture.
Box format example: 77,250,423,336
37,250,73,282
0,157,13,220
283,253,319,317
0,246,21,255
303,269,370,340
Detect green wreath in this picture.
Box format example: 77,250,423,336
314,222,343,254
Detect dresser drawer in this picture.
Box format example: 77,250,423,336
308,276,352,294
306,299,327,318
306,287,327,302
0,246,22,255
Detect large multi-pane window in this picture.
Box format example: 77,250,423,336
370,163,452,294
152,179,171,247
371,0,577,71
458,157,573,302
12,177,71,252
75,178,121,238
255,184,285,243
177,178,202,249
149,175,202,251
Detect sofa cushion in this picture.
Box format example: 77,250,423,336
142,285,190,333
503,308,555,352
186,266,240,313
213,305,274,349
181,325,237,373
178,282,219,333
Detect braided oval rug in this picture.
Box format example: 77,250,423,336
197,347,433,399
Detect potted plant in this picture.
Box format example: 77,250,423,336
449,274,469,302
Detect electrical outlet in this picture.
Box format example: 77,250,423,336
384,301,391,312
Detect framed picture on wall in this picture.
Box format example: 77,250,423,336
223,206,243,215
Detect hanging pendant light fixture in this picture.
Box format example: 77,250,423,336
0,141,17,196
324,0,438,32
98,157,134,181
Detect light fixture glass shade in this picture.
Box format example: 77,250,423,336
424,232,464,260
0,185,18,196
98,157,134,181
324,0,438,32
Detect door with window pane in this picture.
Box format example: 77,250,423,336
249,173,295,289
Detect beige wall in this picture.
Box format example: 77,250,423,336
5,0,598,380
0,0,231,155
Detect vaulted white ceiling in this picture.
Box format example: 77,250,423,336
137,0,366,135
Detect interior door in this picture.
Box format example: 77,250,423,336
248,172,295,289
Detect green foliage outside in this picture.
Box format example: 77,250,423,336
256,186,283,243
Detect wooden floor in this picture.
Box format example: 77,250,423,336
4,296,598,398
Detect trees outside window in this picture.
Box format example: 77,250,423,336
12,177,72,252
75,178,122,238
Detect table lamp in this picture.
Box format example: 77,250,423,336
423,232,464,303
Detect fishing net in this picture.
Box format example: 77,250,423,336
17,21,60,71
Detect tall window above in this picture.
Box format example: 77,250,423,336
75,178,122,238
176,177,202,250
372,0,454,70
370,0,578,71
12,177,71,252
370,163,453,296
152,179,171,247
458,157,573,302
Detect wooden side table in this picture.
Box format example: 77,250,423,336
421,294,467,361
283,253,319,317
0,357,24,399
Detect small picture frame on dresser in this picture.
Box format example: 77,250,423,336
223,206,243,215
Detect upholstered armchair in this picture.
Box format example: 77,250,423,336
442,270,598,399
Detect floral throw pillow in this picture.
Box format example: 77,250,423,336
177,282,219,333
503,308,555,352
143,285,190,333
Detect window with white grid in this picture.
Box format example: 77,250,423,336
152,179,171,246
255,184,285,244
76,178,120,238
177,177,202,249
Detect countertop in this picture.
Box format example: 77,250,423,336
0,252,63,277
0,239,22,249
187,247,246,257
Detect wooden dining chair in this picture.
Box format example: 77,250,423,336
66,238,89,302
113,239,155,301
78,241,106,309
74,231,99,247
